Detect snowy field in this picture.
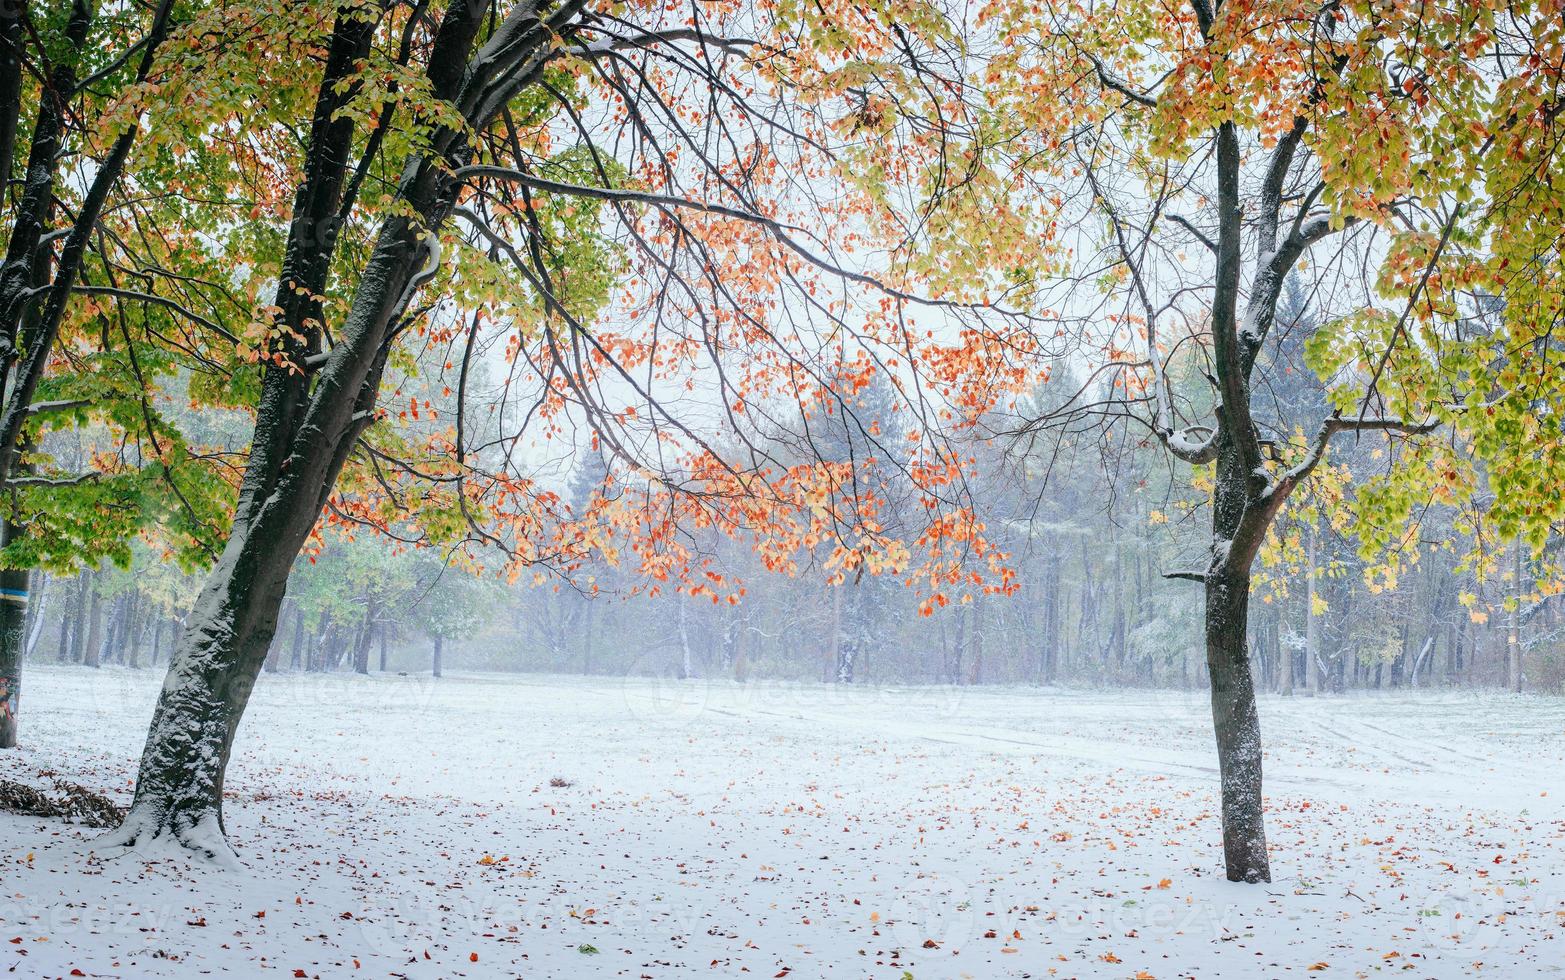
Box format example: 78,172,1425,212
2,667,1564,978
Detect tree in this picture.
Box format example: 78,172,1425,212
0,0,250,747
976,0,1504,880
412,557,490,678
0,0,176,745
110,0,1018,859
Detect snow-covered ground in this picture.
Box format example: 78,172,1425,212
2,666,1563,978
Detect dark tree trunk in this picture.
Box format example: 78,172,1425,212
55,588,70,662
0,517,28,747
1204,569,1269,882
101,594,128,666
0,1,25,194
289,606,305,670
377,620,389,672
82,573,102,669
352,601,375,675
1199,409,1272,882
126,591,144,668
432,635,443,679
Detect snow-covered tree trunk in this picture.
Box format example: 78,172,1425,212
104,520,293,861
1204,568,1268,882
1202,431,1270,883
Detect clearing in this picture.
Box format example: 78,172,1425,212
2,666,1563,978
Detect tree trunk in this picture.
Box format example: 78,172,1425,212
968,594,985,685
289,605,304,670
1509,539,1524,693
1304,526,1320,694
100,594,127,666
0,517,28,747
104,517,296,860
22,571,45,658
432,634,443,678
951,604,966,685
82,572,102,669
352,601,375,675
377,620,389,672
69,573,88,663
1204,569,1269,882
1278,595,1293,697
55,587,70,662
126,590,143,668
677,595,694,680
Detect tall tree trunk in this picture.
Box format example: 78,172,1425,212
126,591,143,668
1278,593,1294,697
22,571,45,658
100,594,128,666
968,594,985,685
82,572,102,669
1304,526,1320,694
1204,567,1269,882
352,599,376,675
1509,539,1524,693
950,604,966,685
432,634,443,679
377,620,389,672
836,586,859,684
677,595,695,680
55,587,70,662
581,600,596,674
0,517,28,747
289,605,305,670
1039,558,1059,684
69,575,88,663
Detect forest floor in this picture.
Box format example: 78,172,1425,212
1,666,1563,979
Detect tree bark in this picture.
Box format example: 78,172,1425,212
82,572,102,669
69,575,87,663
432,634,443,679
126,591,144,668
100,594,128,666
352,598,376,675
1204,568,1269,882
0,517,28,747
1509,539,1524,693
289,605,304,670
1304,526,1320,694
